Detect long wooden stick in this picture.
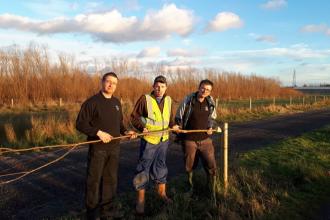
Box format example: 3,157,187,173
0,128,222,154
0,127,224,185
178,127,222,133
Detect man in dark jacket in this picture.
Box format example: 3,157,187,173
76,72,136,220
175,79,217,195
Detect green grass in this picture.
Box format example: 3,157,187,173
63,125,330,219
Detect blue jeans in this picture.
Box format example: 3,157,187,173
133,139,169,190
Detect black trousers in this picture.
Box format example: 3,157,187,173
85,144,120,214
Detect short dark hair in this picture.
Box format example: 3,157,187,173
102,72,118,82
153,75,167,85
199,79,213,88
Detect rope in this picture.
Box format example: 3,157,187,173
0,128,175,154
0,145,80,185
0,147,68,175
0,127,221,154
0,128,222,185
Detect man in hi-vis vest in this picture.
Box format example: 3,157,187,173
130,75,180,215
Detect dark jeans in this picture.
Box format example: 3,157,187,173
133,139,169,190
85,144,120,216
183,138,217,176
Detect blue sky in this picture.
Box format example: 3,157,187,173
0,0,329,86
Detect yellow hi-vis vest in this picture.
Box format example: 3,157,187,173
142,94,172,145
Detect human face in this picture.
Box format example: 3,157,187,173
198,83,212,99
153,82,167,97
102,75,118,95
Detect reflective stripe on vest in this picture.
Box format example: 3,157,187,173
142,94,171,145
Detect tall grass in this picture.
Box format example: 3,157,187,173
0,110,83,148
0,44,300,107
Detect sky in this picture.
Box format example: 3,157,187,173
0,0,329,86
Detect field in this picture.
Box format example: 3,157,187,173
1,109,330,219
1,96,330,149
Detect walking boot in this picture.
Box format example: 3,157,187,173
208,175,217,207
136,189,145,215
188,171,193,190
156,183,172,204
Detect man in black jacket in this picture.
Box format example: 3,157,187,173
76,72,136,220
175,79,217,196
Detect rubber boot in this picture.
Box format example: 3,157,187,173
187,171,194,194
208,175,217,207
157,183,172,204
136,189,145,215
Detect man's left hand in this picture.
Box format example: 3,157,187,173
125,130,137,139
171,125,181,133
207,128,213,135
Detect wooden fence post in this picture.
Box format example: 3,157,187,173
223,122,228,194
290,96,292,105
11,98,14,108
216,98,219,109
273,97,276,105
302,97,305,105
249,97,252,111
59,98,62,107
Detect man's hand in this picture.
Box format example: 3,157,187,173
142,128,149,133
97,130,112,143
171,124,181,133
125,130,137,139
207,128,213,135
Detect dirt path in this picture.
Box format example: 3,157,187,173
1,108,330,219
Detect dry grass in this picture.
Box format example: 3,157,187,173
0,44,301,107
4,123,17,143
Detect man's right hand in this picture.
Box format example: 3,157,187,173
97,130,112,143
142,128,149,133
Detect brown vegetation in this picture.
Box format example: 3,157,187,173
0,44,301,106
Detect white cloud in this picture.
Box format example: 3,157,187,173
249,33,277,43
137,47,161,58
140,4,194,38
205,12,243,32
0,4,195,43
260,0,287,10
167,48,207,57
255,35,277,43
301,24,330,37
182,39,192,46
156,57,198,71
249,47,330,60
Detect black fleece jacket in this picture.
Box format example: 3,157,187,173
76,92,127,149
